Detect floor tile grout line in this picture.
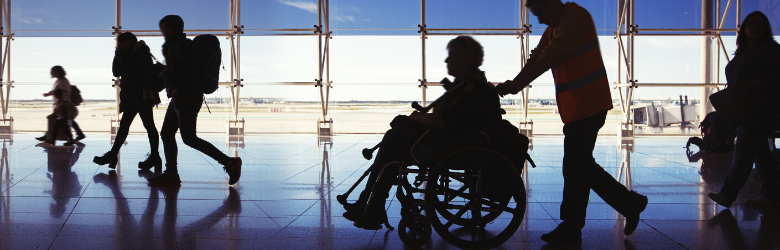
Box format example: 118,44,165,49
639,220,691,250
279,140,364,183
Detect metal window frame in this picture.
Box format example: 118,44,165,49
0,0,747,136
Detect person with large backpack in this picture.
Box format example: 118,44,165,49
146,15,241,185
93,32,162,170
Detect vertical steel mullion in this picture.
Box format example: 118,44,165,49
317,0,326,119
524,2,530,123
626,0,635,125
324,0,330,117
115,0,121,119
420,0,427,107
235,0,241,120
736,0,741,29
3,0,9,118
0,0,5,120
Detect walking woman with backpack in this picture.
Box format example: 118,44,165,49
94,32,162,170
708,11,780,208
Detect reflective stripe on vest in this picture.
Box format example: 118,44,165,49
551,3,613,123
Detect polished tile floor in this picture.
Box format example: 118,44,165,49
0,133,777,250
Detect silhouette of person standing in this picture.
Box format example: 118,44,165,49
495,0,647,245
147,15,241,185
94,32,161,170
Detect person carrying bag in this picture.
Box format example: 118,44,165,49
708,11,780,208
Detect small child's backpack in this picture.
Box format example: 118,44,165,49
192,34,221,94
70,85,83,106
687,112,736,153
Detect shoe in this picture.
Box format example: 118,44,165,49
541,222,582,245
138,153,162,170
623,191,648,235
708,192,732,208
74,135,86,142
352,203,387,230
223,157,242,185
93,151,119,169
35,135,47,141
745,197,780,207
63,141,76,147
147,171,182,185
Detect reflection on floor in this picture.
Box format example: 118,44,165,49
0,133,777,250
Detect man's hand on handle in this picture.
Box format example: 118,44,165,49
495,80,521,97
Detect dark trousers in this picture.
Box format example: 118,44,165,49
45,118,83,140
111,104,159,154
50,119,73,142
560,110,631,229
160,96,230,173
720,124,780,201
358,122,424,209
71,120,84,138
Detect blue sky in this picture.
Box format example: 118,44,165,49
7,0,780,101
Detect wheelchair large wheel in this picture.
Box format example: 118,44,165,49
424,147,527,250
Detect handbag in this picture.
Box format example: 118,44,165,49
709,82,761,128
709,47,764,128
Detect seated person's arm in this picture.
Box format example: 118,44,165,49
410,111,445,129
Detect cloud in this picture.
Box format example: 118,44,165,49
332,15,355,22
277,0,318,14
19,18,44,25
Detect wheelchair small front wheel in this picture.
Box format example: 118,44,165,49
398,213,432,247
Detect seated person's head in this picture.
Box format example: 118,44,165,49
53,88,64,100
445,36,483,79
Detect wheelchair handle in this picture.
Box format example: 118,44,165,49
412,78,463,114
411,101,431,113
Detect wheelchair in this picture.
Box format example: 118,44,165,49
338,128,533,249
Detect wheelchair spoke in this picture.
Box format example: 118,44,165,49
479,199,518,214
443,186,469,203
443,200,476,229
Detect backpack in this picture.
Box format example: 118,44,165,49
686,112,736,153
70,85,83,106
192,34,221,94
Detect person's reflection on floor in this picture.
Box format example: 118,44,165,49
92,171,240,249
176,187,242,249
707,208,780,250
43,142,85,218
688,149,733,189
93,169,180,249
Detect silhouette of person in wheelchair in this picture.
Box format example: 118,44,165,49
342,36,530,236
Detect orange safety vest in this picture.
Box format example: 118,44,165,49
549,3,613,124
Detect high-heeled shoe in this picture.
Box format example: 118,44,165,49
93,151,119,169
138,153,162,170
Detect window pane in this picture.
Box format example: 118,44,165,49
121,0,230,31
12,0,114,37
330,0,419,35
